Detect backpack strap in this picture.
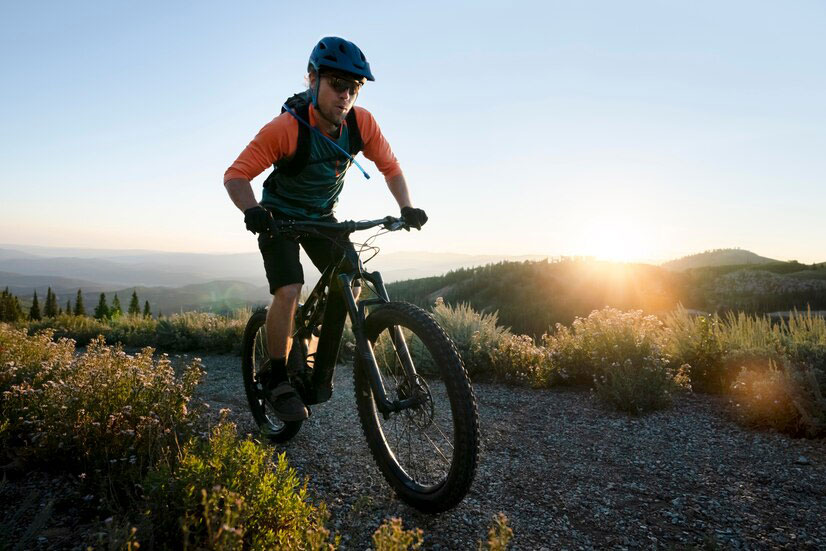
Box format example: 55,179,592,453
276,96,312,178
263,93,362,190
345,108,362,156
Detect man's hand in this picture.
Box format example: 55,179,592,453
244,205,273,235
401,206,428,230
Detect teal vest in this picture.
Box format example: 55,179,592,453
262,121,355,220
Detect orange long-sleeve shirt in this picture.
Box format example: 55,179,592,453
223,104,402,183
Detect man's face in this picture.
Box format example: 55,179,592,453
313,71,364,127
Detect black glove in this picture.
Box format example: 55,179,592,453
244,205,272,235
401,206,428,230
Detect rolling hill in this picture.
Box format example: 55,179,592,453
386,258,826,337
662,249,780,271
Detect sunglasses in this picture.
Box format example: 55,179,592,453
324,75,363,96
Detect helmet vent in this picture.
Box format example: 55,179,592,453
319,43,327,50
339,43,347,53
323,55,338,62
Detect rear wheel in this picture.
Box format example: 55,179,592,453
241,309,303,443
354,302,479,513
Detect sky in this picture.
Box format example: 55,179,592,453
1,0,825,263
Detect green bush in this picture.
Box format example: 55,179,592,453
543,308,687,413
0,325,204,501
0,325,202,497
144,420,337,550
372,518,423,551
0,325,75,392
430,298,511,377
784,309,826,380
480,513,513,551
593,358,688,414
731,358,826,437
718,311,785,363
543,308,665,382
664,309,727,393
22,310,247,353
488,334,551,387
154,311,246,353
26,313,111,346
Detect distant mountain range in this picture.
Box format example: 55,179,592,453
0,243,548,312
3,244,821,316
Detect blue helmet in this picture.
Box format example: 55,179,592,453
308,37,375,82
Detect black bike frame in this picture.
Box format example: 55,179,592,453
291,226,422,415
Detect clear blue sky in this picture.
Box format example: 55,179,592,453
2,1,824,263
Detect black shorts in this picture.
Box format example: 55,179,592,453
258,213,358,295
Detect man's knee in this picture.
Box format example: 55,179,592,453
272,283,302,304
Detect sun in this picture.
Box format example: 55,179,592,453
573,217,656,263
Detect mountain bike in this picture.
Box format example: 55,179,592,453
241,215,479,513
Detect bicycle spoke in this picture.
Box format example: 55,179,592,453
429,420,455,451
421,430,451,466
371,324,458,489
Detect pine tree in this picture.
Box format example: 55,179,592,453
143,300,151,318
65,299,72,316
13,296,24,321
94,293,109,320
111,294,123,318
0,288,19,322
0,288,9,322
128,290,140,316
74,289,86,317
30,290,42,321
44,287,59,318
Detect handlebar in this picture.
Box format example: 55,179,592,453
268,215,409,236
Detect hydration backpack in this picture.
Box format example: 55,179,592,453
263,91,363,189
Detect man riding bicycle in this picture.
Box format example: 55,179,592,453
224,37,427,422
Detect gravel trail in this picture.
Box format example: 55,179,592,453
195,354,826,550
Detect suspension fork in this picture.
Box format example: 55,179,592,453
340,271,422,415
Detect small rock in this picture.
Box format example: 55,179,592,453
795,455,811,465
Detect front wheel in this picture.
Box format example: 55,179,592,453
354,302,480,513
241,308,303,442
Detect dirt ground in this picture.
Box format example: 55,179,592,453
2,353,825,550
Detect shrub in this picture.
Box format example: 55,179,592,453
664,309,727,393
144,420,337,550
719,311,785,363
488,334,550,386
430,298,511,377
593,358,688,414
153,311,246,354
0,326,75,392
479,513,513,551
542,308,686,413
26,313,111,346
372,518,423,551
543,308,665,382
731,359,826,437
0,325,204,501
784,309,826,384
21,310,247,353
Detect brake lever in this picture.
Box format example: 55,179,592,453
382,217,408,232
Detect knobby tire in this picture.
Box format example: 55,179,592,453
241,309,303,442
354,302,480,513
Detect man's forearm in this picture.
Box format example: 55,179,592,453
224,178,260,212
386,173,412,209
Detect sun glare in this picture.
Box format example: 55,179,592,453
573,218,656,263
